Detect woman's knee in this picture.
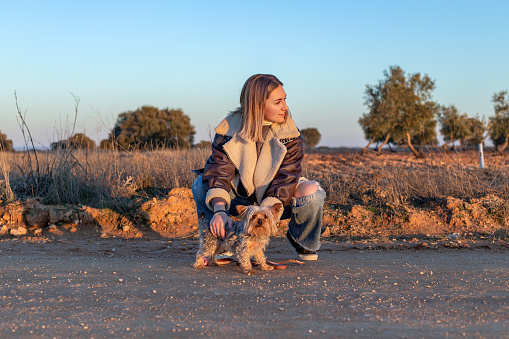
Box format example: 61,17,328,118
294,181,318,198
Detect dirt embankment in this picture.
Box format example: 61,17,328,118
1,187,508,242
0,188,198,240
324,194,509,239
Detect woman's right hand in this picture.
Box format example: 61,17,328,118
209,211,232,239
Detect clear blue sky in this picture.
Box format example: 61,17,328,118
1,0,508,148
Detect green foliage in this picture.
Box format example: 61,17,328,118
465,115,488,146
438,106,487,148
438,105,470,146
489,90,509,151
51,133,96,150
411,119,438,146
99,139,114,150
359,82,394,143
384,68,438,146
106,106,195,150
0,131,14,151
301,128,321,148
360,66,439,157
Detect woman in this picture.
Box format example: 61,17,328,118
192,74,325,260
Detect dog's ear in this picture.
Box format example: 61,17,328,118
236,205,248,216
270,203,283,218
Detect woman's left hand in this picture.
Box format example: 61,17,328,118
209,211,232,238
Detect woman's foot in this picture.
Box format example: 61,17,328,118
285,231,318,261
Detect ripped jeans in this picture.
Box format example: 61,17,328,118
191,176,326,251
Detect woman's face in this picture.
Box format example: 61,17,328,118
264,85,289,124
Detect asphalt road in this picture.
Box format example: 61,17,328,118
0,238,508,338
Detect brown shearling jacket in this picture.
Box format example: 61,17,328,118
202,112,304,212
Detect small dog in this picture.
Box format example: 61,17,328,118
194,203,282,274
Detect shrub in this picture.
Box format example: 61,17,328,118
105,106,196,150
0,131,14,152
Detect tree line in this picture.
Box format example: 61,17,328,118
359,65,509,158
0,105,321,151
3,66,505,154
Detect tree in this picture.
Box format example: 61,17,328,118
489,90,509,153
106,106,195,150
359,78,399,153
51,133,96,150
464,115,488,146
99,138,115,150
438,105,470,151
411,119,438,148
0,131,14,151
360,66,439,158
301,128,321,149
194,140,212,149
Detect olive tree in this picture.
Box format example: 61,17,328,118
489,90,509,153
360,66,439,158
301,128,321,149
438,105,470,151
51,133,96,150
104,106,195,150
359,82,395,153
464,115,488,146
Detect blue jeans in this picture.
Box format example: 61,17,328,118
191,176,326,251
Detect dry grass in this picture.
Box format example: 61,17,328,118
2,146,509,223
2,146,509,241
306,150,509,204
0,147,209,212
302,148,509,226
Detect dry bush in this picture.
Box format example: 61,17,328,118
3,143,509,239
0,149,15,201
303,149,509,222
3,141,509,237
300,149,509,239
5,92,209,210
0,147,209,212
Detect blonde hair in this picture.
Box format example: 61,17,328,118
234,74,288,142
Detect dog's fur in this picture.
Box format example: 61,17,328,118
194,203,282,274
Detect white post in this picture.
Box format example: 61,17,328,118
479,143,485,169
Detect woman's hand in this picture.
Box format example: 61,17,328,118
209,211,232,239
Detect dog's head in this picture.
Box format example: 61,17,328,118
236,203,282,237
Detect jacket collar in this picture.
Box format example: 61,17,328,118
215,111,300,140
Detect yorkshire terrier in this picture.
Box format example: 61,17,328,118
194,203,282,275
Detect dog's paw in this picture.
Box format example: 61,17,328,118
245,269,256,275
194,259,207,269
261,264,274,271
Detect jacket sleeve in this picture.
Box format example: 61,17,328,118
262,136,304,207
202,134,236,210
